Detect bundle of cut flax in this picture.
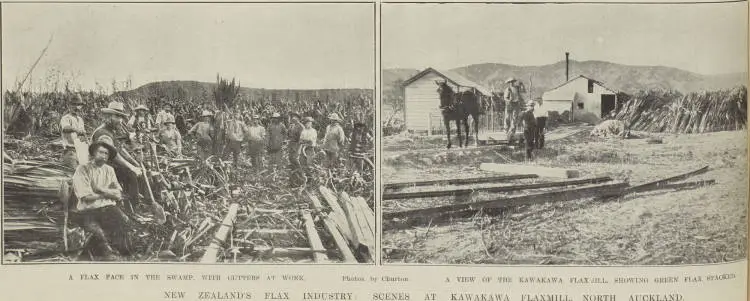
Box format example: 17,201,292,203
615,86,747,134
3,160,74,257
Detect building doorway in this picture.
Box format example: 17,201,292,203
601,94,616,117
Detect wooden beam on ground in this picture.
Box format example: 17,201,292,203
383,182,629,220
306,191,357,263
353,197,375,235
200,203,240,263
236,229,294,235
626,166,709,193
622,180,716,196
336,192,361,247
318,186,354,242
339,192,375,263
480,163,580,178
383,174,538,191
301,211,329,263
382,176,613,200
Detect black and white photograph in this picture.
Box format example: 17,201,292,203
3,3,375,263
381,2,748,265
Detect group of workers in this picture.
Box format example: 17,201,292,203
502,77,549,159
57,94,372,261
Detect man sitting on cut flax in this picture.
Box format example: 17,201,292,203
71,142,133,261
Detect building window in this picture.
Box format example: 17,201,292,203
577,103,584,109
588,80,594,93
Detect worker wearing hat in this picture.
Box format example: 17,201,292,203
504,77,526,144
127,104,156,146
71,141,132,261
348,121,373,172
159,114,183,157
533,98,549,149
298,116,318,147
90,100,144,213
287,112,304,174
322,113,346,169
246,114,267,169
520,100,538,160
297,116,318,182
266,112,287,171
187,110,216,160
59,93,87,168
224,110,249,168
155,102,175,132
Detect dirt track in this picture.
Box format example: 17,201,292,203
381,127,748,265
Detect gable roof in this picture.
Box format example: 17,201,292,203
545,75,617,94
402,67,492,96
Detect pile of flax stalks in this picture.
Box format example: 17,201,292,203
615,86,747,134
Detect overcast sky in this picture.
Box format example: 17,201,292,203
383,3,748,75
2,3,374,92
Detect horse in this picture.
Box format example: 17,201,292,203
435,80,486,149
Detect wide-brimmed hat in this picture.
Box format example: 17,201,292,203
70,94,84,105
271,112,281,118
303,116,315,123
505,77,518,84
101,101,128,117
328,113,342,122
200,110,214,118
134,104,149,112
252,114,260,119
163,115,176,124
88,141,118,161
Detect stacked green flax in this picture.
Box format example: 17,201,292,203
615,86,747,133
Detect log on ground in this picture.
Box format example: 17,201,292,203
200,203,240,263
383,174,538,191
301,211,329,263
306,191,357,263
626,165,709,193
383,182,629,220
479,163,580,178
382,176,613,200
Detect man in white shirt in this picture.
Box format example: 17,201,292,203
59,94,87,167
155,102,175,132
71,142,131,261
504,77,526,143
322,113,346,169
246,115,267,169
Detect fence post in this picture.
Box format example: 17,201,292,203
427,112,432,136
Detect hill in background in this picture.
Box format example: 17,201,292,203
383,60,747,99
113,80,373,107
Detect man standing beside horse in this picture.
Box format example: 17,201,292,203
504,77,526,144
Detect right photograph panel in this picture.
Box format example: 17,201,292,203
380,2,748,265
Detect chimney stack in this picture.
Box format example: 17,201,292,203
565,52,570,81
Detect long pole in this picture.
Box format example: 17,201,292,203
16,35,54,92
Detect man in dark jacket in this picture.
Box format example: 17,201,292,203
520,101,537,160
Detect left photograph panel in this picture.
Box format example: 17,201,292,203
2,2,376,264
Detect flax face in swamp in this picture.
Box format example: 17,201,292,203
2,2,375,264
380,2,747,265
